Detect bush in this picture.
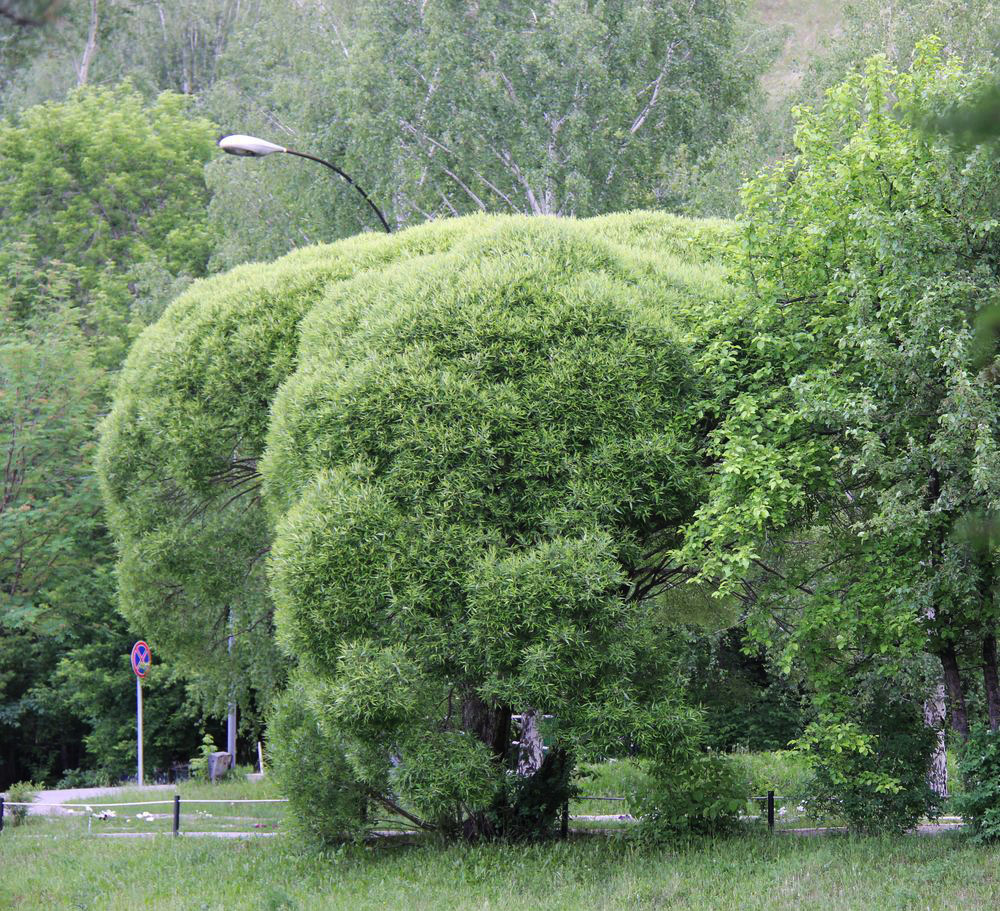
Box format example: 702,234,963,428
102,211,738,840
955,726,1000,843
6,781,38,826
633,754,746,843
796,703,939,834
268,684,370,846
56,768,112,789
189,733,221,782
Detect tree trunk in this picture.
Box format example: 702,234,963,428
923,680,948,798
939,643,970,741
459,692,512,840
516,709,545,777
984,633,1000,732
461,690,511,760
77,0,99,86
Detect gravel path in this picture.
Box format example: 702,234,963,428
14,785,174,816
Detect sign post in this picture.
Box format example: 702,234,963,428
131,641,151,785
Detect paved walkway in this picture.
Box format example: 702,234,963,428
13,784,174,816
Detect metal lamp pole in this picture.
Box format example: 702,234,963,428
218,134,391,234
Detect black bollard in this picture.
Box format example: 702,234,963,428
767,791,775,832
173,794,181,836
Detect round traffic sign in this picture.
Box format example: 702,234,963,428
131,641,151,678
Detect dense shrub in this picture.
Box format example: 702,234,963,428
796,702,939,834
268,682,370,846
633,754,746,842
955,726,1000,843
265,217,733,838
5,781,38,826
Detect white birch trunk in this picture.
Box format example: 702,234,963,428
77,0,99,86
516,709,544,776
924,681,948,798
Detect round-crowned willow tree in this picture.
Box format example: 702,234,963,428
101,212,742,840
98,218,480,719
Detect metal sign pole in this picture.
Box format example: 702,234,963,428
137,674,144,786
131,640,150,786
227,610,236,761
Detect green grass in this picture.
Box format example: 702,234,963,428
2,828,999,910
572,758,653,819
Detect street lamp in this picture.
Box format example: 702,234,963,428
218,134,391,234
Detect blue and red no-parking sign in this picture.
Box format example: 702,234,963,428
131,641,151,678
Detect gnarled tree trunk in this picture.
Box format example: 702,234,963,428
939,643,970,741
461,690,512,760
516,709,545,777
460,690,512,840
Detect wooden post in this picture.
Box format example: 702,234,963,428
173,794,181,836
561,799,569,839
0,796,5,832
767,791,775,832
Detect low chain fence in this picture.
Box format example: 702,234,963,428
0,796,289,837
1,790,963,839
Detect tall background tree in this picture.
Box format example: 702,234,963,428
0,84,220,787
679,42,1000,826
203,0,778,264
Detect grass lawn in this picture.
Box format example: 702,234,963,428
2,828,999,910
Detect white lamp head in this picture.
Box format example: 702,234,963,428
218,134,287,157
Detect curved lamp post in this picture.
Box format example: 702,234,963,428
218,134,391,234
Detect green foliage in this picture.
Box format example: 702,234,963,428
0,83,224,786
795,701,939,834
394,732,502,836
680,627,807,752
55,768,113,789
267,682,369,846
103,212,737,838
0,84,218,365
728,750,814,804
800,0,1000,109
680,42,1000,773
633,754,746,842
956,726,1000,843
264,216,727,836
98,220,479,718
5,781,37,826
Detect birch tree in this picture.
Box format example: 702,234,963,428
206,0,770,263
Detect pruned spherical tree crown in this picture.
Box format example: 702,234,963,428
99,212,740,836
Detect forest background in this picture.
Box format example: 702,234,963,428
2,0,999,791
